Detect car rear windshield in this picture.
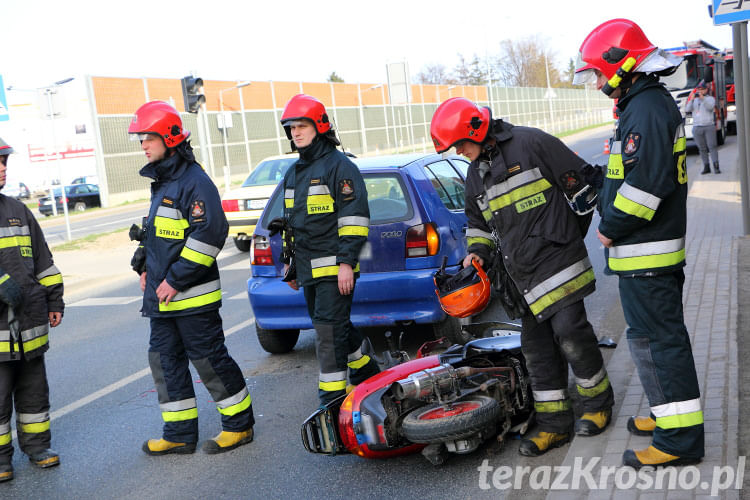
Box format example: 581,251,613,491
242,158,296,187
261,173,412,228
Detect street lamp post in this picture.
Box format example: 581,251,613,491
219,81,251,192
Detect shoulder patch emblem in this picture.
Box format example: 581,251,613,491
624,133,641,155
339,179,354,196
7,217,21,227
191,200,205,218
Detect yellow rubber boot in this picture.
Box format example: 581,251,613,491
518,431,570,457
142,439,196,456
0,464,13,482
623,445,701,469
202,428,254,455
627,415,656,436
575,409,612,436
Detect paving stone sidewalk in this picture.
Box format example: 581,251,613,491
547,142,744,500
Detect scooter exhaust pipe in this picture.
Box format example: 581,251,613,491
392,365,472,401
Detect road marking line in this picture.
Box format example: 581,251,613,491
69,296,142,307
45,317,256,426
228,291,247,300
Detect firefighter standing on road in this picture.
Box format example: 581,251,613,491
129,101,254,456
574,18,704,468
279,94,379,405
430,98,614,457
0,138,64,482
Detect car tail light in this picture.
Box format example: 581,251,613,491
338,391,364,457
222,199,239,212
406,223,439,257
250,235,273,266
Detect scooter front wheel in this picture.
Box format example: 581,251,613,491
401,395,501,444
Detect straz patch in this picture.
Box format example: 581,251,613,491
560,170,581,196
623,133,641,155
7,218,21,227
307,195,334,214
161,197,174,207
191,200,205,218
20,246,32,258
507,163,522,175
339,179,354,196
515,193,546,213
156,227,184,239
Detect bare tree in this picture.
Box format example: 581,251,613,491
454,54,489,85
494,37,565,88
415,63,456,85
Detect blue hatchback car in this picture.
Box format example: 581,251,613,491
247,153,471,353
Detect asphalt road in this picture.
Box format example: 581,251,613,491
2,127,625,500
37,203,149,247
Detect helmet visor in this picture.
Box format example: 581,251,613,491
129,132,154,141
573,68,598,86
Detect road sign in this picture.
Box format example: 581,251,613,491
713,0,750,25
0,75,9,122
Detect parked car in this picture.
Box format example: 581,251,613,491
247,152,470,354
221,154,297,251
71,175,99,185
3,182,30,200
38,184,101,216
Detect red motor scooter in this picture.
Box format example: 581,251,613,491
301,321,535,465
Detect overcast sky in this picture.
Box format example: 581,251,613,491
3,0,735,88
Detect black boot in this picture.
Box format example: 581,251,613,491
714,162,721,174
701,164,711,175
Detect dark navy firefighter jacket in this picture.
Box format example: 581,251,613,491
281,138,369,288
139,153,227,317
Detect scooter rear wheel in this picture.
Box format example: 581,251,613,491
401,395,501,444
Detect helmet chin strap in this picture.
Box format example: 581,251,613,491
602,57,637,96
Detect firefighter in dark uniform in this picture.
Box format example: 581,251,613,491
279,94,379,405
0,138,64,482
430,98,614,456
574,18,704,468
128,101,254,455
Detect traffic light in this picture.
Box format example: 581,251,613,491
181,76,205,114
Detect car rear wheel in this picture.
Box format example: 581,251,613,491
74,201,87,212
233,238,251,252
431,315,471,345
256,326,300,354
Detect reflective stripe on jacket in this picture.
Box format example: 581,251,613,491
139,153,227,317
0,195,63,362
599,75,688,276
464,120,595,321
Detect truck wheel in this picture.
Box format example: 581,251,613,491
431,315,471,345
74,201,87,212
234,238,251,252
256,325,300,354
401,395,501,443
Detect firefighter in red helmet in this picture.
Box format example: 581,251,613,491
278,94,379,405
0,137,64,482
431,97,614,456
575,18,703,468
128,101,255,456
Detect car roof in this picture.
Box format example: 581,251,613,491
352,152,452,170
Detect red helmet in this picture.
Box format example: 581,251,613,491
0,137,14,156
280,94,332,139
574,19,656,84
430,98,491,154
434,259,491,318
128,101,190,148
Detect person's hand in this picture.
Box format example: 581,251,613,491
462,253,484,269
156,279,178,305
140,271,147,292
48,311,62,327
597,229,613,248
283,264,299,290
338,263,354,296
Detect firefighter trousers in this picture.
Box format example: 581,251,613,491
521,300,614,434
619,271,704,459
0,356,51,464
303,280,380,405
148,311,254,444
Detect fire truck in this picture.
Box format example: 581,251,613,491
662,40,728,145
724,48,736,134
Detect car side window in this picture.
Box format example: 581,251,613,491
75,185,90,193
364,174,411,224
424,160,466,210
450,159,469,178
88,184,99,193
